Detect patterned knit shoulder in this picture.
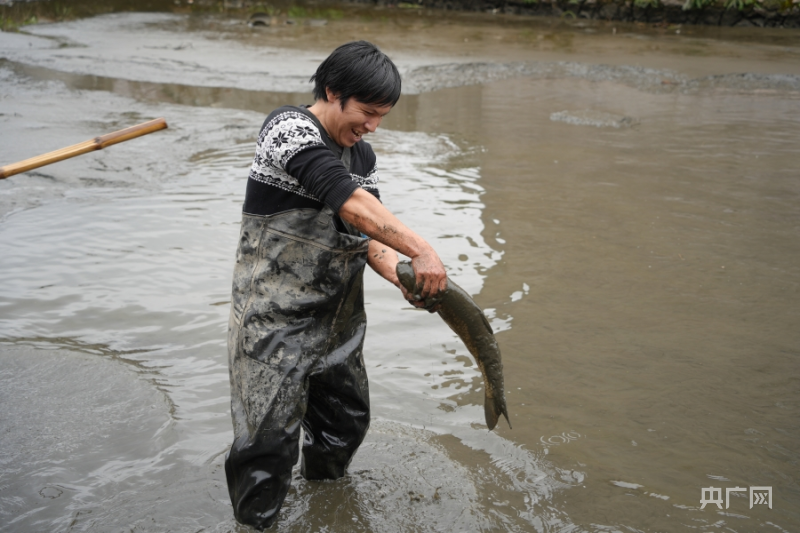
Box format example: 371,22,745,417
248,108,380,200
256,110,326,171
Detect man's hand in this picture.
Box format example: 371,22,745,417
366,239,444,312
400,284,442,313
410,246,447,300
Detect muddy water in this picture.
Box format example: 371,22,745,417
1,7,799,533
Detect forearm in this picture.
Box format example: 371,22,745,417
367,239,401,287
341,188,447,297
366,237,443,312
340,189,428,259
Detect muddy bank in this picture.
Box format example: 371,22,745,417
3,11,799,100
403,60,800,94
2,0,799,31
361,0,800,28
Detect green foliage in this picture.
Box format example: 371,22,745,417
287,6,307,18
52,3,74,19
634,0,660,7
0,16,18,32
724,0,760,8
0,13,39,31
682,0,714,9
682,0,762,9
320,8,344,20
0,0,78,31
249,3,280,16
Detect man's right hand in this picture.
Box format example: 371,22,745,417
410,247,447,299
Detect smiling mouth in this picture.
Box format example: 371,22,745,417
352,129,364,139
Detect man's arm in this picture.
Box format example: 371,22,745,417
367,239,401,288
340,188,446,298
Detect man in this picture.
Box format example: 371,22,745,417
224,41,446,529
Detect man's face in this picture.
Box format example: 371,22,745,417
326,91,392,147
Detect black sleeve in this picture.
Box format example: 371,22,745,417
285,146,360,214
346,140,381,202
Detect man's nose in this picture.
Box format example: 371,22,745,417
365,116,382,132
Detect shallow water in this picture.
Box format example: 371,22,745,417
1,7,799,532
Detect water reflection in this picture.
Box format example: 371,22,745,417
6,60,310,116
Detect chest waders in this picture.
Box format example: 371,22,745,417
224,152,371,528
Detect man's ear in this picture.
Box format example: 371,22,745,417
325,87,338,105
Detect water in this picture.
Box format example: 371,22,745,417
1,7,798,532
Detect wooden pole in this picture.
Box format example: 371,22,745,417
0,118,169,180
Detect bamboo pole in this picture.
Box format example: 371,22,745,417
0,118,169,180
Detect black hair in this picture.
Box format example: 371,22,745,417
310,41,401,109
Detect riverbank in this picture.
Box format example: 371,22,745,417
1,0,799,31
400,0,800,27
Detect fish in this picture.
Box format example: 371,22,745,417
396,261,511,430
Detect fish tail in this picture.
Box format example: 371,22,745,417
484,394,512,431
501,404,512,429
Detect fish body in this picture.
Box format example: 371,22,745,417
396,261,511,430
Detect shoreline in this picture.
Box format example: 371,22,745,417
357,0,800,28
1,0,799,31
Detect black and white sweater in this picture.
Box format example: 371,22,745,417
243,105,381,217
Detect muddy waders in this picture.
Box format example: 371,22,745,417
225,205,371,529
